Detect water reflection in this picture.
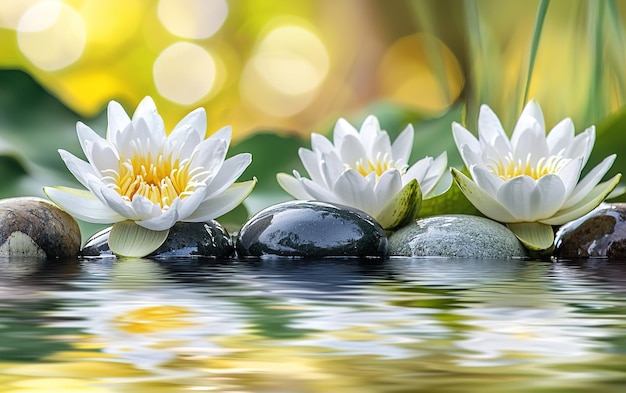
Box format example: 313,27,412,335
0,257,625,392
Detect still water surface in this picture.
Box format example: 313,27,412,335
0,257,625,392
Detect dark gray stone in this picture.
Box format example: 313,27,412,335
554,203,626,258
0,197,81,258
388,214,526,258
81,220,234,258
235,200,388,258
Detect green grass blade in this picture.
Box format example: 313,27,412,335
522,0,550,106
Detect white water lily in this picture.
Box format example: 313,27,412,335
452,100,621,250
277,115,451,230
44,96,256,257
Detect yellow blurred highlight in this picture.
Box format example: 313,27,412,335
17,1,86,71
112,305,197,334
157,0,228,39
0,0,43,29
240,21,329,117
153,42,219,105
377,33,464,114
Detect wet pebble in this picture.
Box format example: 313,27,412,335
0,197,81,258
81,220,234,258
554,203,626,258
388,214,527,258
235,200,388,258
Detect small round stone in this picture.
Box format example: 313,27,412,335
388,214,527,258
81,221,234,258
554,203,626,258
0,197,81,258
236,200,388,258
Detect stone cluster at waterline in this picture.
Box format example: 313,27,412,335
0,97,621,259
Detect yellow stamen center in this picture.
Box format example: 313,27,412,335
103,152,207,209
488,153,570,180
353,152,407,178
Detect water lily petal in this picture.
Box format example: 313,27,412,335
451,168,518,222
277,172,312,200
391,124,414,165
207,125,232,143
507,222,554,251
137,198,181,231
89,179,141,221
511,99,545,146
310,133,335,154
189,137,228,182
404,157,432,184
563,126,594,163
496,176,538,221
512,119,549,166
478,104,509,147
375,179,422,230
556,157,584,197
299,176,341,203
105,100,131,143
534,174,567,219
205,153,252,199
333,169,376,214
43,186,126,223
338,133,368,166
130,194,162,221
185,179,257,222
542,174,621,225
359,115,382,153
58,150,100,189
471,166,504,196
298,148,325,185
452,122,480,159
163,125,202,160
562,154,617,209
546,117,574,154
319,150,346,187
333,118,359,153
373,169,404,209
420,152,448,197
76,122,105,159
132,97,166,141
109,220,169,258
171,107,206,140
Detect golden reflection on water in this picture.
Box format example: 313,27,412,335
0,258,625,392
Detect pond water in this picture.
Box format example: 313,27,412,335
1,257,625,392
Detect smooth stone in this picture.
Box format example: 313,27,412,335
554,203,626,258
236,200,388,258
81,220,234,258
388,214,527,258
0,197,81,258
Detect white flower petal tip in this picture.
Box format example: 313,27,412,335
452,101,620,227
507,222,555,251
375,179,422,231
280,116,445,220
108,221,169,258
46,96,251,233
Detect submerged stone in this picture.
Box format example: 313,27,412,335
388,214,526,258
0,197,81,258
81,220,234,258
554,203,626,258
236,200,388,258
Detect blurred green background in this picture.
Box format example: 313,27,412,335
1,0,626,239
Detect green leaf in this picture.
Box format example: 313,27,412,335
109,221,169,258
419,167,480,217
523,0,550,104
507,222,555,251
376,179,422,231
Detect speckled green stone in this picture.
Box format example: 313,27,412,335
81,220,234,258
388,214,527,258
0,197,81,258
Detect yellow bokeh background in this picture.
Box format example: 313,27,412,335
1,0,625,139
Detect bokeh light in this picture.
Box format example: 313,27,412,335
240,21,329,117
157,0,228,39
17,1,86,71
153,42,219,105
